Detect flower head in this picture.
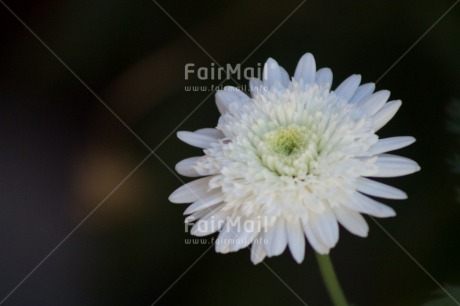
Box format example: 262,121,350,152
170,53,420,264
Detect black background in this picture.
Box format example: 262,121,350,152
0,0,459,305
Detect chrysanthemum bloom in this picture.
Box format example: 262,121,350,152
170,53,420,264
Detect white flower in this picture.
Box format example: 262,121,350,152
170,53,420,264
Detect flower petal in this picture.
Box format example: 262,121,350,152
334,206,369,237
251,234,267,264
175,156,203,177
215,224,235,254
357,90,390,116
195,128,224,139
368,136,416,155
190,208,227,236
315,67,333,85
177,130,218,149
294,53,316,83
373,154,421,177
287,218,306,263
280,66,290,87
345,192,396,218
183,189,224,214
334,74,361,101
302,216,330,254
215,218,259,253
169,176,212,203
372,100,402,131
357,177,407,199
264,217,287,257
215,86,250,114
184,207,214,223
263,58,290,88
350,83,375,104
229,224,259,252
249,78,266,97
309,211,339,248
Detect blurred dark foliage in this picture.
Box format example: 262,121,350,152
1,0,460,305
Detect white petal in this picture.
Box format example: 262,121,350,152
334,206,369,237
373,154,421,177
279,66,290,87
264,217,287,257
195,128,224,139
216,218,259,253
249,78,266,97
368,136,416,155
215,225,235,254
294,53,316,83
309,211,339,248
238,230,260,251
346,192,396,218
357,177,407,199
184,207,213,223
334,74,361,101
183,189,224,214
287,218,305,263
350,83,375,104
263,58,288,88
190,209,227,236
223,85,249,98
215,86,250,114
372,100,402,131
228,225,258,252
301,216,330,254
357,90,391,116
251,235,267,264
175,157,203,177
177,130,217,149
315,67,333,85
169,176,212,203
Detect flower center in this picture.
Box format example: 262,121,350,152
257,125,318,177
266,126,307,156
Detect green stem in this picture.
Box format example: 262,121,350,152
315,253,349,306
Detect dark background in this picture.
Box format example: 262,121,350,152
0,0,459,305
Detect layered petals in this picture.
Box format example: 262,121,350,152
170,52,419,264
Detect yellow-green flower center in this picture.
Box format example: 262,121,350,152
265,126,308,156
257,125,318,177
